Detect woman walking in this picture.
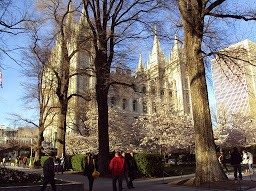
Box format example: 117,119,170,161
84,153,96,191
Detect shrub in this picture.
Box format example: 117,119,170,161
40,156,49,167
134,153,163,177
65,155,72,170
71,154,86,171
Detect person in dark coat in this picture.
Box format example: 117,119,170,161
230,147,243,180
121,151,130,189
84,153,96,191
40,152,56,191
127,152,138,189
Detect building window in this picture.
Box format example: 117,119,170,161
142,86,147,94
160,89,164,100
151,87,156,95
169,90,172,97
184,76,189,89
122,99,127,110
152,102,156,113
185,92,190,104
110,97,116,108
143,101,147,113
133,100,137,112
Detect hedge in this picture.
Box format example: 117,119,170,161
134,153,163,177
39,152,164,177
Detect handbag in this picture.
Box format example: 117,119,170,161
92,159,100,178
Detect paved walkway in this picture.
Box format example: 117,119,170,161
4,166,256,191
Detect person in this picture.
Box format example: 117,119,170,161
84,153,96,191
22,156,28,168
2,156,6,167
127,152,138,189
40,152,56,191
243,150,254,174
54,157,60,174
109,151,128,191
60,154,65,174
230,147,242,180
121,151,130,189
17,156,21,167
218,151,229,174
242,150,249,174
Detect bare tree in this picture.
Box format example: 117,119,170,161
176,0,256,185
82,0,162,174
35,0,93,158
15,31,58,166
0,0,31,66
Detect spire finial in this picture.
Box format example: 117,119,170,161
173,33,180,48
154,25,157,36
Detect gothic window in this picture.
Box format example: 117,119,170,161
142,86,147,94
151,87,156,95
184,76,189,89
122,99,127,110
185,91,190,104
110,97,116,108
152,102,156,113
169,90,172,97
133,100,137,112
143,101,147,113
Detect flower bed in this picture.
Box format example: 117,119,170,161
0,167,42,186
0,167,84,191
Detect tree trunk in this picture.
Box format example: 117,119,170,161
178,0,227,185
57,104,67,158
56,41,70,158
96,83,110,175
95,50,110,175
34,128,44,166
185,35,227,184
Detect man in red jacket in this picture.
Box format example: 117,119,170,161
109,151,128,191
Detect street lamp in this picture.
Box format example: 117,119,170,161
53,132,57,149
29,138,33,168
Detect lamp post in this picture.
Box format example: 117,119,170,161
29,138,33,168
53,132,57,149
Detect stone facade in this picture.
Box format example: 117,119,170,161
42,12,192,141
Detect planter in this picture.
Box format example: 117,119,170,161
0,179,84,191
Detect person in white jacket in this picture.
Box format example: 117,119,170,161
247,151,254,174
243,150,254,174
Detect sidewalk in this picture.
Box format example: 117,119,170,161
4,165,256,191
55,172,256,191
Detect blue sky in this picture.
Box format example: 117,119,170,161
0,1,256,127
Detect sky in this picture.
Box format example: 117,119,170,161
1,1,256,128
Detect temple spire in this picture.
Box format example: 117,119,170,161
135,53,145,74
65,3,74,39
152,25,161,56
170,33,181,61
148,25,165,69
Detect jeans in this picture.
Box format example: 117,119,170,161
248,164,254,173
112,175,123,191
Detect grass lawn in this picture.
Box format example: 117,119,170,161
163,164,196,177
